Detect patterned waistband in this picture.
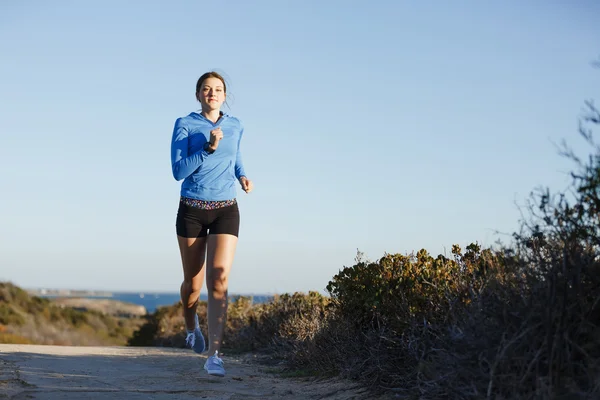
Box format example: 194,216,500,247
180,196,237,210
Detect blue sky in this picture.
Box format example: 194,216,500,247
1,1,598,294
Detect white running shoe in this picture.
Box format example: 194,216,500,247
204,350,225,377
185,314,205,354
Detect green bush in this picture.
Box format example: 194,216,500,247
0,303,25,326
326,244,508,332
0,282,31,308
61,308,88,327
0,281,144,346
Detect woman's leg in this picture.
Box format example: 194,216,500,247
205,233,238,355
177,235,207,331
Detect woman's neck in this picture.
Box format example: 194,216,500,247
201,109,222,123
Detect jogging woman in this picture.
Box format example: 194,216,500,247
170,71,253,377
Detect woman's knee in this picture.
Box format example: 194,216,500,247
207,268,229,294
181,279,202,295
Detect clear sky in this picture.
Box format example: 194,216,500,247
1,1,598,295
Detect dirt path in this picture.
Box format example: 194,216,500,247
0,344,385,399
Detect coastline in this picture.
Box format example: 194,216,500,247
26,288,274,313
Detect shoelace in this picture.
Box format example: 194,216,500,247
209,351,223,366
186,331,195,348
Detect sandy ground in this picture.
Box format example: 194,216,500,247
0,344,389,399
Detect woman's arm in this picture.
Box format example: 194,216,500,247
234,128,246,180
170,118,212,181
235,127,253,193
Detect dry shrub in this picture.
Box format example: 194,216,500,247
0,332,32,344
0,282,144,346
472,99,600,399
129,292,329,354
128,301,189,347
280,244,519,397
224,291,328,353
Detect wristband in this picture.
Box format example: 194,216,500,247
204,142,215,154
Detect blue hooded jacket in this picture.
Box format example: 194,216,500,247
171,112,246,201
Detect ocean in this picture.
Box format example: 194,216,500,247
109,292,274,313
39,292,274,313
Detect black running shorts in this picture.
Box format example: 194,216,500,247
175,201,240,238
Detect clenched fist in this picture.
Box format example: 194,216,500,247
208,127,223,151
239,176,254,193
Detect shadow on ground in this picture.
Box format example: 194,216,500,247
0,344,376,400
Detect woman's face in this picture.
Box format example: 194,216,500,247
197,77,226,111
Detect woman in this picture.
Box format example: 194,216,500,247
170,71,253,377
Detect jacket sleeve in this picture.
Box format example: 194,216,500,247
170,118,211,181
234,127,246,179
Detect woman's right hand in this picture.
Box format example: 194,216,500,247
208,127,223,151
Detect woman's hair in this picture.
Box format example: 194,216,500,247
196,71,227,94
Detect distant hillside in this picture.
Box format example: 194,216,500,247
51,297,147,318
0,282,144,346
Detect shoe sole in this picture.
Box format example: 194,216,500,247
204,365,225,377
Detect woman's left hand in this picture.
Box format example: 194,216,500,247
239,176,254,193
